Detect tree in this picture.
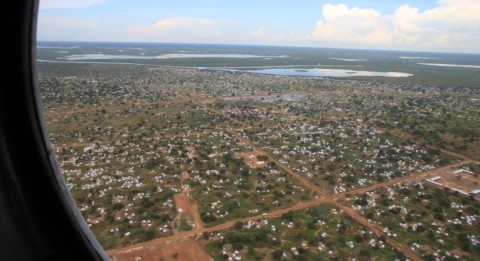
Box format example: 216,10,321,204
272,250,283,260
202,232,209,240
326,162,337,172
359,249,371,257
234,221,244,230
232,242,244,250
354,234,364,243
247,245,256,256
112,203,125,211
458,233,470,251
256,155,268,161
223,152,233,162
281,211,294,221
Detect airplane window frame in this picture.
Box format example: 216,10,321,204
6,1,478,260
0,1,108,259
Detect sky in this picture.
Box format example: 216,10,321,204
38,0,480,53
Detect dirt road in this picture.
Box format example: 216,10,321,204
388,132,472,161
194,102,246,126
104,95,475,261
228,130,328,197
333,160,473,199
108,198,329,257
109,156,471,260
332,202,422,261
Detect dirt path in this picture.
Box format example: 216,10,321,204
107,198,329,257
109,159,470,260
427,145,472,161
387,132,471,161
192,102,327,196
108,160,475,260
46,91,479,260
172,99,433,260
228,130,328,198
194,102,246,126
46,94,257,117
239,134,458,261
331,202,422,261
333,160,473,199
105,96,477,261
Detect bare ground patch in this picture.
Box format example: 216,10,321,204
109,239,212,261
235,150,269,169
174,194,204,230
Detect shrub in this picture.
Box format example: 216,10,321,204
272,250,283,260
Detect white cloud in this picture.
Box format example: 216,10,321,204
393,5,422,32
313,0,480,52
253,26,265,36
394,1,480,32
313,4,390,45
40,0,108,9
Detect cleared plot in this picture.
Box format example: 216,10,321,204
427,167,480,200
109,239,211,261
173,194,204,230
235,150,269,169
202,203,404,261
343,182,480,260
243,119,457,194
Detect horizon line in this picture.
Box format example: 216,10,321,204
36,40,480,56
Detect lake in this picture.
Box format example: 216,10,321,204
211,68,413,78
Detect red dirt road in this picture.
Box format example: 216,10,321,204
107,198,329,257
106,96,476,261
332,202,422,261
229,131,330,198
333,160,473,199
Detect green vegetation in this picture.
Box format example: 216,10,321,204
38,53,479,261
203,204,404,260
345,182,480,260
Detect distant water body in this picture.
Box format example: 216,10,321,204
60,53,288,60
211,68,413,78
417,63,480,69
37,42,480,81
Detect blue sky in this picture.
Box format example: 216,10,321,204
38,0,480,53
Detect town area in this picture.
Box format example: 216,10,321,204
39,62,480,261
